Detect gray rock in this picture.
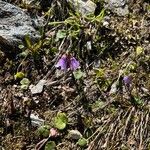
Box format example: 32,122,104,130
107,0,126,7
67,0,96,15
68,130,82,140
30,113,44,127
30,79,47,94
105,0,129,16
0,1,40,53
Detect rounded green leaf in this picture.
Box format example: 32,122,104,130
18,44,24,49
77,138,88,147
37,125,50,138
55,30,66,41
20,78,30,85
20,78,30,89
73,70,85,80
45,141,56,150
20,84,28,90
54,112,68,130
14,72,25,79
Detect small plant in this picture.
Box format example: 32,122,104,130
14,72,25,80
20,78,30,90
24,35,42,56
136,46,144,56
55,30,67,42
44,141,56,150
77,138,88,147
133,97,144,106
54,112,68,130
73,69,85,80
37,125,51,138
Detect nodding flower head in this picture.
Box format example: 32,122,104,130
55,54,79,71
123,76,132,86
50,128,59,137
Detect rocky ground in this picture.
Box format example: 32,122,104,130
0,0,150,150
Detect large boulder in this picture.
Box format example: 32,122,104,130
0,0,40,54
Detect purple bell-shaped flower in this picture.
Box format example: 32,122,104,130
55,54,80,71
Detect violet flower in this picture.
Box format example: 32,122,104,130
70,57,80,70
55,55,67,70
55,54,79,71
123,76,132,86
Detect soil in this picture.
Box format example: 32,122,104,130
0,0,150,150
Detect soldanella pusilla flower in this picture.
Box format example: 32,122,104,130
123,75,132,86
55,53,80,71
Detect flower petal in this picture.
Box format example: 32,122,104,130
123,76,132,85
55,55,67,70
70,57,80,70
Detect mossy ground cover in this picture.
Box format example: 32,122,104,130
0,0,150,149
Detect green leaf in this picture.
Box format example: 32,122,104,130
18,44,24,49
128,62,137,71
20,84,29,90
54,112,68,130
94,68,105,78
91,101,105,112
19,50,29,57
73,70,85,80
20,78,30,90
45,141,56,150
55,30,66,41
14,72,25,79
134,97,144,106
20,78,30,85
37,125,50,138
32,40,42,53
136,46,143,56
95,8,105,22
25,35,32,48
77,138,88,147
82,117,92,127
